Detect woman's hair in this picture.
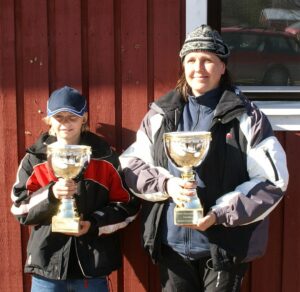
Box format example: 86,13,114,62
43,113,89,136
175,64,234,101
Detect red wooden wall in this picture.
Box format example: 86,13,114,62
0,0,299,291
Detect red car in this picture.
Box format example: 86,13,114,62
221,27,300,86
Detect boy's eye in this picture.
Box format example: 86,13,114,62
69,116,79,122
54,115,63,121
53,115,80,122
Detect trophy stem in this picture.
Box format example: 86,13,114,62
52,197,80,233
176,167,203,225
181,167,195,182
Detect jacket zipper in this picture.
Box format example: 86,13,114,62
264,149,279,181
56,246,64,280
184,227,189,256
192,105,201,131
74,237,92,279
175,108,180,128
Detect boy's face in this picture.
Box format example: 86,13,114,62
50,111,86,144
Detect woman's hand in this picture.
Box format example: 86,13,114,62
185,212,217,231
52,178,77,199
166,177,197,207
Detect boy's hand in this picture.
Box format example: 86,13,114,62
52,178,77,199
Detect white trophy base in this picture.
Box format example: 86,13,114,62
52,216,80,233
174,207,203,225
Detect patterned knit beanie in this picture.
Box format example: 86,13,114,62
179,24,230,61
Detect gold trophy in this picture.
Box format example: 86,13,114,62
163,131,211,225
47,144,91,233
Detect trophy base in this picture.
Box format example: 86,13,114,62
174,207,203,225
52,216,80,233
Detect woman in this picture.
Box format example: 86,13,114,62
11,86,139,292
120,25,289,291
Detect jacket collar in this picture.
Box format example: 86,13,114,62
151,88,247,127
212,89,247,125
151,90,186,113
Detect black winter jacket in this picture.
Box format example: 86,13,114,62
120,89,288,270
11,131,139,279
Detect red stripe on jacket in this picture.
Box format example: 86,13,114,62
26,160,129,203
84,159,130,203
26,162,57,192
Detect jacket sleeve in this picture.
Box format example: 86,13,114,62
10,154,59,225
87,151,140,236
211,106,289,227
119,109,172,202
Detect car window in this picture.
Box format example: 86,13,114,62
287,37,300,53
266,36,292,53
223,32,261,51
222,33,239,50
239,34,260,50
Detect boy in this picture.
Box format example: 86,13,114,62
11,86,139,291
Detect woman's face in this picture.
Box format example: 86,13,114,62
50,111,86,144
183,51,225,96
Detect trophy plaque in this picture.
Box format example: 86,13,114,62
163,131,211,225
47,144,91,233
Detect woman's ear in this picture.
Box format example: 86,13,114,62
220,61,226,75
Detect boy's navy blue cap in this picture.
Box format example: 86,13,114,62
47,86,87,117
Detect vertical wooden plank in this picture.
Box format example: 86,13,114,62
251,205,284,292
153,0,184,98
0,1,24,291
86,0,117,147
122,218,151,292
120,0,150,291
120,0,149,149
48,0,82,90
19,0,49,147
282,132,300,291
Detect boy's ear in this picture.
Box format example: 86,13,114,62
83,113,88,123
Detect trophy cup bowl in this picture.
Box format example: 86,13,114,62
163,131,211,225
47,144,91,233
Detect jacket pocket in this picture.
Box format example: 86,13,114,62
209,243,242,271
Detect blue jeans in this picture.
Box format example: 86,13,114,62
31,275,109,292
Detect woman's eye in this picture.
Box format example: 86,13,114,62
186,58,195,63
204,59,211,63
